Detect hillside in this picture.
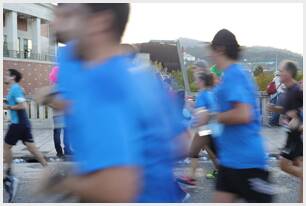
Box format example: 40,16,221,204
184,44,303,70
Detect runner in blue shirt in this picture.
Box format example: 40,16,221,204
195,29,273,203
38,3,189,203
4,69,48,202
177,71,219,186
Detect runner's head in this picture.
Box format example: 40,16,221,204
279,60,298,83
192,60,209,73
195,71,214,90
210,29,240,69
54,3,130,60
192,60,209,81
52,3,85,43
5,69,22,84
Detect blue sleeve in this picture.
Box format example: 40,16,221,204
12,86,26,103
75,93,141,174
56,45,73,101
195,93,205,108
224,74,250,104
206,92,217,112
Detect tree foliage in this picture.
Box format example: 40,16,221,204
253,65,264,76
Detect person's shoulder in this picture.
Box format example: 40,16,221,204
57,41,76,62
11,83,22,91
224,64,244,80
293,83,302,92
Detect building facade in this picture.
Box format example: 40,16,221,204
3,3,56,96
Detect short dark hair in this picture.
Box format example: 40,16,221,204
8,69,22,82
84,3,130,40
283,60,298,78
196,71,214,87
211,29,240,60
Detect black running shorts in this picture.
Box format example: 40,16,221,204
5,124,34,145
216,165,274,203
280,130,303,161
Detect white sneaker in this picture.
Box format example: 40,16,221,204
182,193,191,202
7,176,19,202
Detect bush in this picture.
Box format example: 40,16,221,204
296,72,303,81
254,71,274,91
170,70,185,90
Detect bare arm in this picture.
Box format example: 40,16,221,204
34,86,69,111
217,103,252,124
4,102,27,110
45,167,140,202
173,131,191,158
45,96,69,111
267,104,284,114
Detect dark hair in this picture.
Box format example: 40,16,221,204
8,69,22,82
211,29,240,60
84,3,130,40
283,60,298,78
196,71,214,87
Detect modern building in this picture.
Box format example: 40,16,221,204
3,3,56,96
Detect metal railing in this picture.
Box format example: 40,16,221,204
3,94,271,125
4,98,53,122
3,49,55,62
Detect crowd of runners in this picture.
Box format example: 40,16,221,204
3,3,303,203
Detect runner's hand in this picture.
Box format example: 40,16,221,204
286,110,298,119
266,103,275,112
192,110,209,127
33,86,55,105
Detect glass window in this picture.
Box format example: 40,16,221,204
24,38,28,58
28,39,32,51
3,35,8,51
18,37,21,51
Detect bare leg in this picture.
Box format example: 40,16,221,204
204,146,218,170
293,158,303,203
279,157,302,178
213,191,236,203
24,142,48,167
190,158,198,179
4,143,13,175
188,134,205,179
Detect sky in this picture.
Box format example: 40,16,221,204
122,3,303,54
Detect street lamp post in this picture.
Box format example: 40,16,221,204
176,40,191,95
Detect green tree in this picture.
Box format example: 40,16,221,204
254,71,273,91
253,65,264,76
296,72,303,81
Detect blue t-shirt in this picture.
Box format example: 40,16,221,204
214,64,267,169
57,44,186,202
195,89,216,112
7,83,30,126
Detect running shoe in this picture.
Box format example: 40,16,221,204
182,192,191,202
176,176,196,186
4,176,19,202
206,170,218,179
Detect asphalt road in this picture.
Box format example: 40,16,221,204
3,160,300,203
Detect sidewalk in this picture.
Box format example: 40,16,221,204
4,126,287,159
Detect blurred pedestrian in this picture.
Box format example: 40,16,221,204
267,60,303,202
49,66,72,158
177,71,219,186
267,71,285,126
39,3,189,202
4,69,48,202
191,60,209,78
196,29,273,203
